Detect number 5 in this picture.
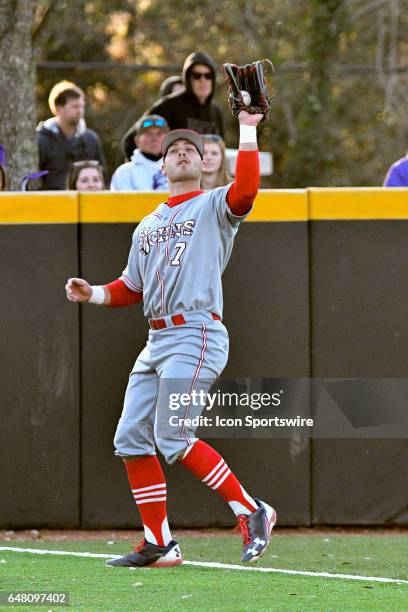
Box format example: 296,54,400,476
171,242,186,266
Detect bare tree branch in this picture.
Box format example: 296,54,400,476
384,0,399,107
278,79,297,142
346,0,388,22
32,0,68,50
32,1,56,41
375,7,386,89
243,0,258,55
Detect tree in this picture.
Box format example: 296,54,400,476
0,1,38,190
0,0,72,189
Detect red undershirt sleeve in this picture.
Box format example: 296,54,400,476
226,149,260,216
105,278,143,307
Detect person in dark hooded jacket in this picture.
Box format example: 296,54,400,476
122,52,224,161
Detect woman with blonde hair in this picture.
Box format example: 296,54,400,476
66,160,105,191
200,134,231,190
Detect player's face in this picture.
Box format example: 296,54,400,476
162,140,203,182
189,64,213,101
75,168,104,191
136,127,167,157
57,96,85,127
202,141,223,174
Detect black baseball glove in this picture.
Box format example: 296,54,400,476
222,59,274,120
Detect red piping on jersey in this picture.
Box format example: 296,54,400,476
226,149,259,216
180,323,208,446
166,190,204,208
106,279,142,307
156,247,165,316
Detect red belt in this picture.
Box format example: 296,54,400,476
149,312,221,330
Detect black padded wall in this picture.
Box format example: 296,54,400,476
0,225,80,527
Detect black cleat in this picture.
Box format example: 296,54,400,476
236,498,277,563
105,539,183,568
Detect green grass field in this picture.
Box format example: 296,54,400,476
1,534,407,611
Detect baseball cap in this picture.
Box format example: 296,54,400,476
135,115,169,135
161,129,204,159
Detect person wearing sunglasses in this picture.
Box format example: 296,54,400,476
66,160,105,191
112,115,169,192
122,52,224,161
201,134,231,190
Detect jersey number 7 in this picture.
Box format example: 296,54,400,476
170,242,186,266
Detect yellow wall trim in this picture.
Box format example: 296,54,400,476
1,188,408,223
0,192,78,224
309,188,408,220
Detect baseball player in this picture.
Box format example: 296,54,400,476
66,110,276,568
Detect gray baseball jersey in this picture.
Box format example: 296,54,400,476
120,185,252,320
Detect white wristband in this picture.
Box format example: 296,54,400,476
239,124,257,144
89,285,105,305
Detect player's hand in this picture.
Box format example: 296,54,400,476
65,278,92,302
238,110,264,126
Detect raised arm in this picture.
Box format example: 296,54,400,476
226,110,263,216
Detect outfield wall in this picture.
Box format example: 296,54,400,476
0,189,407,528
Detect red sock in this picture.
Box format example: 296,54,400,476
180,440,257,516
124,456,172,547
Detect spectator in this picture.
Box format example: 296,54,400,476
37,80,106,190
66,160,105,191
112,115,169,191
384,154,408,186
201,134,230,190
159,75,184,98
122,52,224,160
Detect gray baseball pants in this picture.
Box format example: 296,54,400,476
113,311,229,464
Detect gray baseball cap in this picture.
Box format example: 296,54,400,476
161,129,204,159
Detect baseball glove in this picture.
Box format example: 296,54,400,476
222,59,274,120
